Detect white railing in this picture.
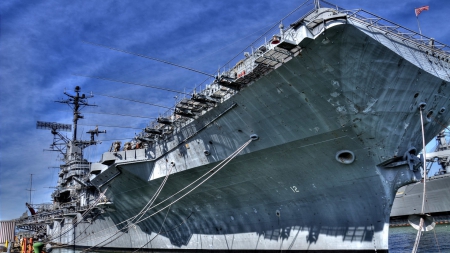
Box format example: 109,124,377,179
343,9,450,59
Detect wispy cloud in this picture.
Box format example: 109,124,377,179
1,0,449,220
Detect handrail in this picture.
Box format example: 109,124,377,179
342,9,450,57
15,203,94,226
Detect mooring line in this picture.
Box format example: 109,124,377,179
411,107,429,253
80,137,255,251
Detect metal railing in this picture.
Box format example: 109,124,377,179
343,9,450,59
15,203,94,227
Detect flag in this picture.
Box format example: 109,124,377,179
415,6,429,17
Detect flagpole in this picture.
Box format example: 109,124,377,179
416,16,422,35
415,5,429,39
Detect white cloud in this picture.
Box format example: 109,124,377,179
1,0,449,220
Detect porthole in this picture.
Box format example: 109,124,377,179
426,110,434,122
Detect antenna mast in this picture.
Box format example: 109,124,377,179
55,86,96,141
25,174,35,204
38,86,105,162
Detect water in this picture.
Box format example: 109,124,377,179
389,224,450,253
49,225,450,252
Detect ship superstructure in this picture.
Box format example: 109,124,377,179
16,1,450,252
16,86,105,238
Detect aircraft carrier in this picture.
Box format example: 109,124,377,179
14,0,450,252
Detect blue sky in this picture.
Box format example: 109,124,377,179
1,0,449,220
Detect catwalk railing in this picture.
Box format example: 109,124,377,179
344,9,450,59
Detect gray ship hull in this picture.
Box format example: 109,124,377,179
47,7,450,252
391,173,450,217
53,131,397,251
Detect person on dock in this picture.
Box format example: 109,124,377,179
32,236,44,253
